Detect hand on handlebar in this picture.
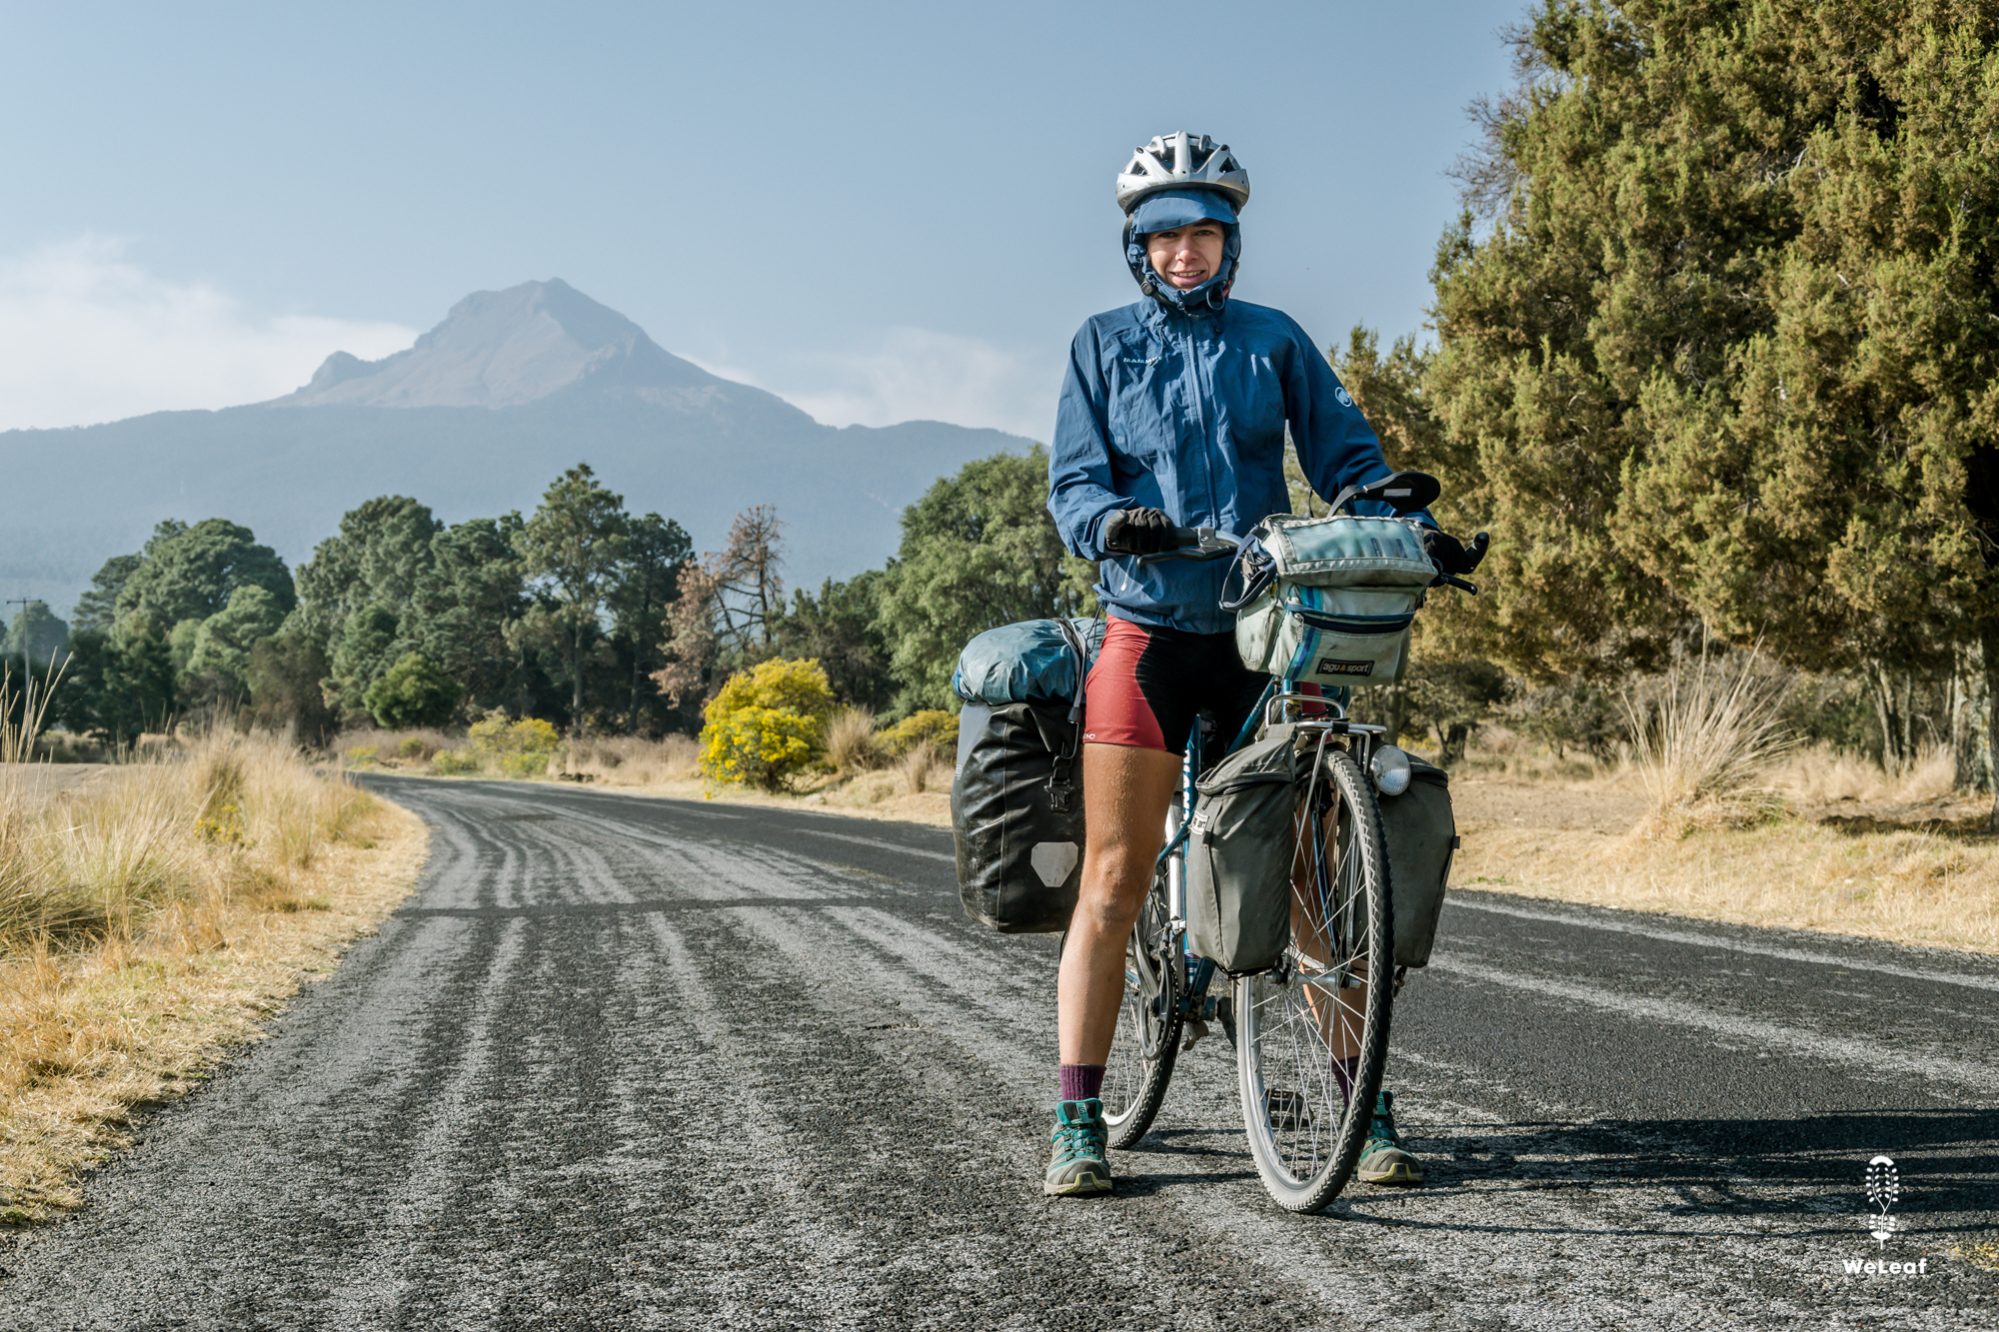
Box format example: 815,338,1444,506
1420,528,1490,576
1103,506,1179,555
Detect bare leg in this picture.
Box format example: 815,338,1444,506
1291,792,1369,1067
1058,742,1182,1066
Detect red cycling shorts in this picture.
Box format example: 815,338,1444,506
1082,616,1271,755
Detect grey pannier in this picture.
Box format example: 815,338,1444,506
1232,514,1435,687
1186,733,1301,974
1379,755,1458,967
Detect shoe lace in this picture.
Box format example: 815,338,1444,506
1366,1105,1402,1150
1052,1118,1103,1162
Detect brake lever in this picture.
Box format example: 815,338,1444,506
1434,573,1479,595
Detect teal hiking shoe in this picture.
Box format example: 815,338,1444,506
1044,1098,1111,1197
1355,1090,1425,1186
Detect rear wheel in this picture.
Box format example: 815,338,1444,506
1101,872,1182,1149
1235,745,1393,1212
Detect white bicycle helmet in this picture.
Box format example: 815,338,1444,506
1115,131,1251,214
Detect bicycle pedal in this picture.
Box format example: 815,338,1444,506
1181,1017,1211,1052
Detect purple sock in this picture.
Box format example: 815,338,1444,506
1332,1055,1360,1102
1059,1063,1105,1103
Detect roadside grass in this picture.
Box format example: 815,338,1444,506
1449,753,1999,955
0,732,428,1224
337,708,1999,955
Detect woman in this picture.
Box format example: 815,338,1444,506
1043,131,1481,1197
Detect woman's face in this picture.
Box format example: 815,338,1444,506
1144,222,1227,290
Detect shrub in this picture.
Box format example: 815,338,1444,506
362,653,461,729
1507,680,1622,763
469,714,562,771
498,750,550,779
699,658,836,791
877,709,957,759
343,744,379,767
431,748,481,776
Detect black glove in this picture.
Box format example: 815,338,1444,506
1421,528,1490,575
1103,507,1177,555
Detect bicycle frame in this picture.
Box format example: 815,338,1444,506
1153,679,1387,1027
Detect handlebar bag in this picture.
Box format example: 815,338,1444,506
1186,732,1302,974
950,619,1098,933
1231,515,1433,687
1379,754,1458,967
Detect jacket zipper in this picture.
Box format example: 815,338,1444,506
1183,322,1220,524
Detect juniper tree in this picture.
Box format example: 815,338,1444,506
1427,0,1999,815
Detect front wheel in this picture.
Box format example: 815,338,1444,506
1101,871,1182,1149
1235,745,1393,1212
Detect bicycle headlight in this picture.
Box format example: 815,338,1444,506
1370,745,1412,797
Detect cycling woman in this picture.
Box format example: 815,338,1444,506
1043,131,1480,1197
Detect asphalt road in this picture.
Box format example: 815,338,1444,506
2,775,1994,1331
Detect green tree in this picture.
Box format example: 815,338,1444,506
771,570,895,712
410,514,531,718
363,652,462,728
54,631,175,747
515,464,629,728
114,518,294,641
246,621,338,745
295,497,442,711
3,600,69,667
72,554,141,635
606,511,691,733
184,584,289,706
877,446,1096,713
1428,0,1999,818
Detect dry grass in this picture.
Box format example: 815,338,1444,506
1,658,65,765
1451,764,1999,955
560,734,701,785
1622,649,1794,833
825,708,881,777
1769,743,1958,807
0,732,428,1223
898,744,947,795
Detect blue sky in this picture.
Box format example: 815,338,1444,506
0,1,1519,437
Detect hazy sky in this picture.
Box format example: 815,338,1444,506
0,1,1519,438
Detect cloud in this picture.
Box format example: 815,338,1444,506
771,327,1055,442
0,238,417,430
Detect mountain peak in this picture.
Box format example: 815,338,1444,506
276,278,720,409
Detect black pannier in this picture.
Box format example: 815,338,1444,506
951,701,1084,932
950,619,1099,934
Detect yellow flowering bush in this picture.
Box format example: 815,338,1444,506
877,709,957,758
468,714,562,779
699,658,836,791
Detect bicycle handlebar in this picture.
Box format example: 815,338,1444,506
1141,521,1483,594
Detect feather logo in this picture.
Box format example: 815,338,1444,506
1864,1155,1899,1246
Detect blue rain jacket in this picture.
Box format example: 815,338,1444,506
1048,282,1427,634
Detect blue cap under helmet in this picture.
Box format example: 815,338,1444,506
1123,186,1243,314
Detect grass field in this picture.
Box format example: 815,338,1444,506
1,735,428,1223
